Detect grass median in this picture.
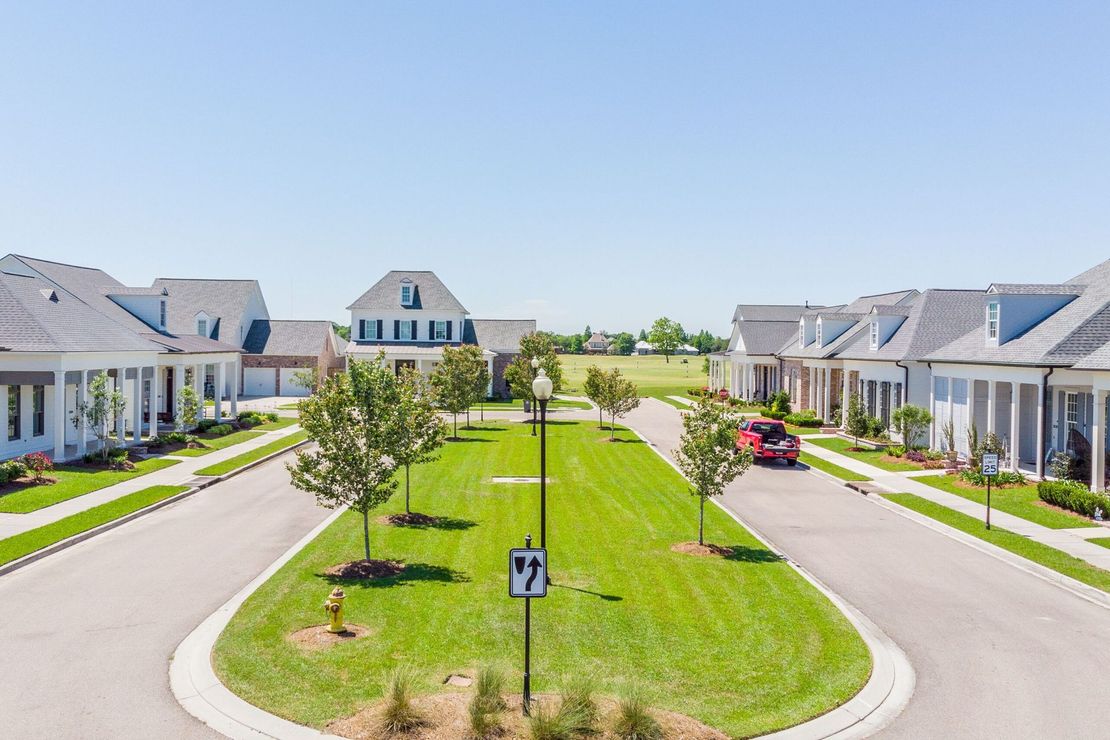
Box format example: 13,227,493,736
0,458,180,514
0,484,189,566
882,493,1110,593
194,430,309,477
806,437,919,472
174,419,296,458
213,421,870,737
799,451,872,482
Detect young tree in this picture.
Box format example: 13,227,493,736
175,384,200,432
288,357,402,562
73,371,128,462
466,350,491,429
431,344,486,438
673,399,752,545
568,335,584,354
598,369,641,440
503,332,563,404
648,317,684,363
583,365,606,429
395,368,447,514
845,393,869,449
891,404,932,450
290,368,321,395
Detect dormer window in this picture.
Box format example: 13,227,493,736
798,319,805,347
197,318,208,336
400,283,413,305
159,300,167,329
815,320,823,347
986,302,999,340
869,321,879,349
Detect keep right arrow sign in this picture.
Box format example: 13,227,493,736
509,548,547,598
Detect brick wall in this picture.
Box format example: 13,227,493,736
492,353,515,399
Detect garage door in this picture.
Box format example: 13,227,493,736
279,368,312,397
243,367,276,396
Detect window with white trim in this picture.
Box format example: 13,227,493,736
32,385,44,437
8,385,20,441
815,320,823,347
400,284,412,305
399,321,413,340
197,318,207,336
1066,391,1078,434
159,300,167,328
434,320,447,340
361,320,379,340
869,321,879,349
798,319,805,347
986,302,999,340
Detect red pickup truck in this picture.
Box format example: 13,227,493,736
737,418,801,465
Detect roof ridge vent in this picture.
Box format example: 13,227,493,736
40,288,59,302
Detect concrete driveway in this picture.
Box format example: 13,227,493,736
626,399,1110,739
0,453,332,739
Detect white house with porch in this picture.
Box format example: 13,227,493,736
708,304,813,401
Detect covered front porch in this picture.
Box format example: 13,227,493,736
346,344,496,395
725,352,781,402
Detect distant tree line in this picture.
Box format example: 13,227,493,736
542,322,726,356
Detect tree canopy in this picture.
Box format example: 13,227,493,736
503,332,563,401
648,317,685,362
431,344,488,438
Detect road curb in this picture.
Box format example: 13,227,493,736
629,427,915,739
0,435,311,578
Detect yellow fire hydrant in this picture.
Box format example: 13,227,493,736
324,586,346,634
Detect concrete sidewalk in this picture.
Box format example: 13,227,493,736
0,423,303,540
800,442,1110,571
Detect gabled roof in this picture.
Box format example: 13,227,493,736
0,271,162,353
732,321,801,356
151,278,266,340
988,283,1084,296
463,319,536,353
778,290,919,359
243,319,336,357
141,333,241,354
842,290,918,314
926,259,1110,366
587,332,610,344
731,304,816,322
836,290,984,362
346,271,468,313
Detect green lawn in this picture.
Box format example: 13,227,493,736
466,397,593,411
0,458,180,514
882,493,1110,593
806,437,920,472
559,354,707,401
277,403,301,410
213,421,870,737
1090,537,1110,550
914,475,1095,530
0,485,189,566
194,431,310,476
173,420,296,457
786,424,825,437
799,452,872,482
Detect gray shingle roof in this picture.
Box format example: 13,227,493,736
733,321,800,356
836,289,985,361
842,290,917,314
151,278,265,341
1042,301,1110,364
926,259,1110,366
779,290,919,359
732,304,816,322
243,320,334,357
346,271,468,312
1072,338,1110,370
464,319,536,353
142,333,242,354
0,271,162,353
989,283,1085,295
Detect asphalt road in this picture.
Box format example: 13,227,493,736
626,400,1110,739
0,454,332,739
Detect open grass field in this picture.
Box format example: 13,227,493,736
559,354,707,402
213,421,870,737
882,493,1110,593
0,458,180,514
914,475,1095,530
0,485,189,566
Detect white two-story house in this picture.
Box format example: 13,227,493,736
345,271,535,398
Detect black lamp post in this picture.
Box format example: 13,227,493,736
530,356,540,436
532,367,553,549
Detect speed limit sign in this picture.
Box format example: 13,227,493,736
981,453,999,476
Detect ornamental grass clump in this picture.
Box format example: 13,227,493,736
612,686,663,740
467,665,506,737
379,666,424,736
557,675,599,734
527,699,587,740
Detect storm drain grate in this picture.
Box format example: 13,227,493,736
491,476,551,484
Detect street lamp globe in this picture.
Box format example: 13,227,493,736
532,368,553,401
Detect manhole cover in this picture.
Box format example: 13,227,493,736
491,476,551,484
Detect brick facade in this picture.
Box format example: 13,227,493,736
491,353,516,398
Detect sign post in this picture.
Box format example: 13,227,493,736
510,535,547,715
981,453,999,529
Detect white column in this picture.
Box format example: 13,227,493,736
76,370,88,457
53,371,66,461
131,368,142,443
1036,381,1046,479
213,362,224,422
929,374,936,448
822,367,832,421
151,365,161,433
968,380,977,435
986,379,996,435
115,367,126,443
1010,381,1020,473
947,377,955,453
229,360,238,417
174,364,185,430
194,364,204,423
1092,390,1105,492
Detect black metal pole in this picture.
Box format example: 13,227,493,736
540,399,547,549
522,533,532,715
986,476,992,530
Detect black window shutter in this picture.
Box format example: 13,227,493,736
429,320,435,339
411,320,417,340
376,320,382,340
359,319,366,339
447,321,453,340
394,320,400,340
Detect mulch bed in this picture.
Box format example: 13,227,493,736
327,692,728,740
325,559,407,580
671,541,735,557
378,513,441,527
0,476,57,494
288,624,371,651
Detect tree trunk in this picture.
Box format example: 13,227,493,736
698,496,705,545
362,509,371,562
453,414,458,438
610,412,616,440
466,409,471,428
405,464,411,513
665,353,670,364
598,405,603,430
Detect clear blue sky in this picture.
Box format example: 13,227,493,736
2,3,1108,337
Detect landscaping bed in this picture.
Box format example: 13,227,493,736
0,458,180,514
213,421,870,738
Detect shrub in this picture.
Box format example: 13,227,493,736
892,403,932,449
468,699,500,739
865,417,886,439
472,665,506,715
20,452,51,482
612,686,662,740
237,411,265,427
207,423,233,437
528,699,586,740
760,409,787,420
196,418,219,432
905,449,926,463
378,666,423,735
925,449,945,461
766,390,791,416
886,445,907,458
1037,480,1110,518
264,411,279,423
959,469,1026,487
1051,452,1074,481
0,459,28,484
783,412,825,427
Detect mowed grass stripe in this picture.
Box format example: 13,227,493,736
194,431,309,477
0,458,180,514
213,421,869,737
